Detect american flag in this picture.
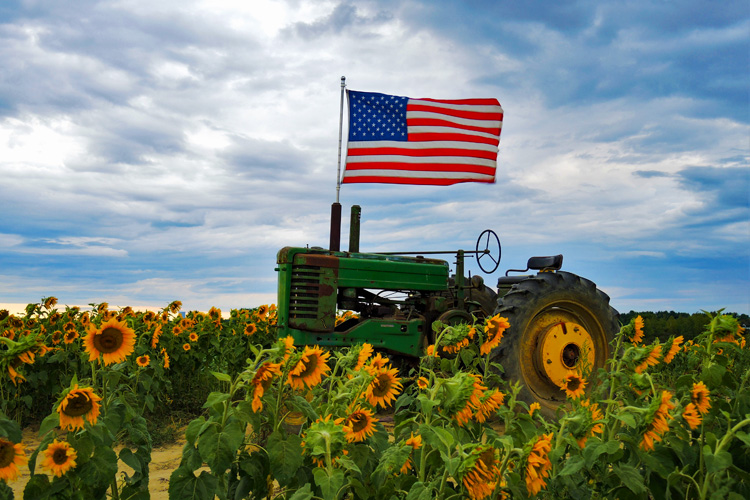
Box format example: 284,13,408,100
342,90,503,185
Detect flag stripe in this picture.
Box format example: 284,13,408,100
343,90,503,185
343,162,496,175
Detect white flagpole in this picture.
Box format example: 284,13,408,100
335,75,346,203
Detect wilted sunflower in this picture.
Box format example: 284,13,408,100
354,343,374,371
0,438,27,482
280,335,295,360
576,399,605,448
682,402,701,430
43,296,58,309
83,318,136,365
480,315,510,355
561,372,586,399
41,440,77,477
244,323,257,336
342,407,378,442
640,391,675,451
161,348,170,369
663,336,683,364
462,445,502,500
525,433,553,496
287,346,331,390
250,362,283,412
365,366,403,408
57,385,102,431
150,324,162,349
63,330,78,344
691,382,711,414
475,389,505,423
634,344,662,374
136,355,150,367
632,315,645,343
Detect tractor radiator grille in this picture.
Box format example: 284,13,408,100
290,265,323,319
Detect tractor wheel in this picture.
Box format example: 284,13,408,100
492,271,619,418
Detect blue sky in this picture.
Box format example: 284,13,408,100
0,0,748,316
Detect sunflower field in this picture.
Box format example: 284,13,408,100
1,298,749,500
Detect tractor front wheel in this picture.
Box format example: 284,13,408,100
492,271,618,418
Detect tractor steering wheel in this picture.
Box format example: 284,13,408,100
475,229,501,274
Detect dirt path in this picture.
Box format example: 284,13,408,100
10,427,187,500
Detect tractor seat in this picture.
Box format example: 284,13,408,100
497,255,563,287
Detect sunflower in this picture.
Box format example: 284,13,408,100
342,407,378,442
529,402,541,417
8,364,25,385
150,324,162,349
287,346,331,390
632,315,645,343
136,355,150,367
41,440,77,477
57,385,102,431
480,315,510,355
576,399,605,448
43,296,58,309
0,438,27,482
244,323,257,336
183,343,191,351
682,402,702,430
63,330,78,344
663,336,683,364
426,344,438,357
188,332,199,342
354,343,374,371
251,362,283,412
172,326,183,336
634,344,662,374
83,318,136,365
417,376,429,389
208,307,222,320
367,352,390,372
51,331,62,345
161,348,170,369
561,372,586,399
525,433,553,496
280,335,295,360
256,304,269,319
639,391,675,451
365,366,403,408
475,389,505,423
691,382,711,414
463,445,502,500
405,433,422,450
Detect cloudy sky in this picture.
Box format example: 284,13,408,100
1,0,748,317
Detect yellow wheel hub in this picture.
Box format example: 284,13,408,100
537,321,595,387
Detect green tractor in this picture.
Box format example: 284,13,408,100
275,205,619,415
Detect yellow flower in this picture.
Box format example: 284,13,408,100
426,344,438,357
161,347,170,369
632,315,644,343
0,438,27,482
287,346,331,390
244,323,257,336
281,335,295,360
480,315,510,355
41,440,77,477
150,324,162,349
416,376,429,389
663,336,683,364
529,402,541,417
43,296,58,309
475,390,505,423
561,372,586,399
63,330,78,344
405,433,422,450
83,318,136,365
57,385,102,431
365,366,403,408
354,343,374,370
682,402,702,430
256,304,269,319
183,343,191,351
691,382,711,415
189,332,199,342
342,407,378,443
634,344,662,374
136,355,150,367
463,445,502,500
251,362,283,412
639,391,675,451
525,434,553,496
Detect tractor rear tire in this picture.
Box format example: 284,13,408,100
492,271,619,418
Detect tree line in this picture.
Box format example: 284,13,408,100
618,310,749,344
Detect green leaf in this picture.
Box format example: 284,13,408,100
704,447,732,474
701,363,726,389
420,425,453,455
287,484,314,500
185,417,206,446
22,473,51,500
313,467,345,500
0,418,22,442
267,431,304,486
202,391,231,410
168,467,218,500
614,411,637,428
406,482,435,500
197,419,245,475
614,463,647,494
38,412,60,438
559,455,585,476
119,448,142,474
77,445,118,489
211,371,232,383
